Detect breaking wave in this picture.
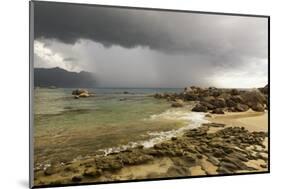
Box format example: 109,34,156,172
99,108,209,156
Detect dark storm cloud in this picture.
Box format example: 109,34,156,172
34,2,174,50
34,1,267,59
33,1,268,88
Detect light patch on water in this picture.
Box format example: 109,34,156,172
99,108,209,156
148,108,209,129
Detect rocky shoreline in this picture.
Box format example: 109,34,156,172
34,119,268,186
34,86,269,187
154,85,268,114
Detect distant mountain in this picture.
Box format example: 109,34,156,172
34,67,96,88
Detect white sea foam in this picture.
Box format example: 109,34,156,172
99,108,209,156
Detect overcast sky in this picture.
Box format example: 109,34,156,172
33,2,268,88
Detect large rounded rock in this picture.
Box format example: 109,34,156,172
251,103,265,112
211,98,226,108
235,103,249,112
192,104,208,112
241,90,266,107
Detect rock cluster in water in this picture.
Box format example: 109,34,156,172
154,85,268,114
72,89,94,99
34,124,268,186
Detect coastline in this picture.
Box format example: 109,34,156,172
34,109,268,186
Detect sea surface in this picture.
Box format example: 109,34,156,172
33,88,208,168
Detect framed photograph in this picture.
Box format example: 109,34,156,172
29,1,269,188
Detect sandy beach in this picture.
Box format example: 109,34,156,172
208,110,268,132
